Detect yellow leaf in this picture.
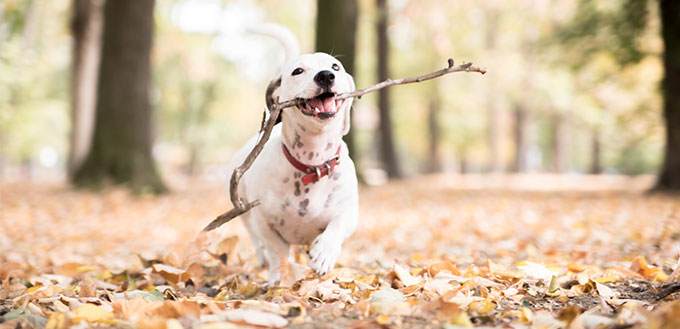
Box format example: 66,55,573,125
519,307,533,324
448,311,473,328
45,312,67,329
71,304,115,324
376,314,389,325
468,299,495,314
567,262,586,273
24,285,43,294
214,289,229,301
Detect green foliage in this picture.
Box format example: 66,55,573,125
557,0,649,68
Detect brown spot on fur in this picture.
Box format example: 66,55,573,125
294,131,303,148
280,218,285,226
298,123,306,132
308,152,314,161
332,171,341,181
304,187,310,194
294,181,301,196
326,142,333,151
298,199,310,217
324,193,333,208
294,172,301,179
283,177,290,183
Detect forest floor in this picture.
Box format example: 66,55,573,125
1,174,680,329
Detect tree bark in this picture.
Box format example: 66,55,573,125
68,0,102,177
376,0,402,178
512,105,529,172
427,89,442,173
315,0,359,165
656,0,680,191
551,112,568,173
73,0,167,193
590,128,602,174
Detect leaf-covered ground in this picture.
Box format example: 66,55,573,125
1,174,680,329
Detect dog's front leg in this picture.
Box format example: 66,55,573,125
308,206,358,276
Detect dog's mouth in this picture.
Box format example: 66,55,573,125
297,92,343,120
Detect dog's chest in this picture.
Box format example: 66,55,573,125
262,170,343,245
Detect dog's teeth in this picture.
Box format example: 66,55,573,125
314,107,320,114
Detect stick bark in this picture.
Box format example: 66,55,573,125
202,58,485,231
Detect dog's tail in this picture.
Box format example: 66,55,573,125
246,23,300,66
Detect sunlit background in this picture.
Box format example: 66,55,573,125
0,0,663,184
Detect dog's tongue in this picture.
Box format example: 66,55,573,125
308,97,335,113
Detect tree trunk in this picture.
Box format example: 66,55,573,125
485,10,503,173
513,105,529,172
73,0,167,193
656,0,680,191
590,128,602,174
427,89,442,173
315,0,359,165
68,0,102,177
551,113,568,173
376,0,402,178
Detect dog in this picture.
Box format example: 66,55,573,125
225,24,358,285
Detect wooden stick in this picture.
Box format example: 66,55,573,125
202,58,485,232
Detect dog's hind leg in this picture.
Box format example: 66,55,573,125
252,218,292,286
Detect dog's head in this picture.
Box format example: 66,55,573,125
266,53,355,134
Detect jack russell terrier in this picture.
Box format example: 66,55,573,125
225,24,358,285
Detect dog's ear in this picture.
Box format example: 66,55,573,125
265,76,282,124
341,75,355,136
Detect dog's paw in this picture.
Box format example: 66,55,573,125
267,268,281,287
308,233,341,276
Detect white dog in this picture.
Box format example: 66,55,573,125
226,25,358,285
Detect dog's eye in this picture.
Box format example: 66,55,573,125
292,68,304,76
331,63,340,71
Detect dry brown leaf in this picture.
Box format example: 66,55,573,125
278,254,312,288
217,309,288,328
152,264,185,284
152,300,201,319
393,264,420,286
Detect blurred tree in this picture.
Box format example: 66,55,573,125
484,10,504,173
68,0,102,177
551,112,568,173
376,0,402,178
656,0,680,190
426,84,442,173
513,105,530,172
590,128,602,174
314,0,360,167
73,0,167,193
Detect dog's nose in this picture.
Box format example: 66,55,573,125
314,70,335,87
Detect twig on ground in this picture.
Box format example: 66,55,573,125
656,282,680,300
202,58,486,232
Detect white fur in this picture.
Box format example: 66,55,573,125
226,25,358,285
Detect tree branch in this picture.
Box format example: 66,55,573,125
202,58,485,232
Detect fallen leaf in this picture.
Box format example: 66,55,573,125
217,309,287,328
393,264,421,286
71,304,115,324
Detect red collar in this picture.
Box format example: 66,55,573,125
282,143,341,185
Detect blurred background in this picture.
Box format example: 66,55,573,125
0,0,676,191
